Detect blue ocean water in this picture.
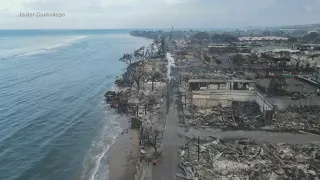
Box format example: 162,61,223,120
0,30,151,180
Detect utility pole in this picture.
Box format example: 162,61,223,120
197,136,200,161
184,92,187,108
136,105,139,116
169,26,173,41
305,96,307,107
309,93,313,106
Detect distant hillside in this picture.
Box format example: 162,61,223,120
279,23,320,29
191,32,239,43
302,32,320,43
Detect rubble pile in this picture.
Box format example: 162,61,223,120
127,90,165,124
273,105,320,134
178,62,257,82
186,102,263,130
105,60,167,126
233,102,263,129
177,138,320,180
185,106,236,128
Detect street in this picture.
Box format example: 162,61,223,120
152,61,182,180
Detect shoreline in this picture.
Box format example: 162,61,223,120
106,114,140,180
105,62,142,180
105,79,142,180
105,35,168,180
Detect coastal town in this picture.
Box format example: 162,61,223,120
106,25,320,180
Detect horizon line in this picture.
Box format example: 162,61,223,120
0,22,319,31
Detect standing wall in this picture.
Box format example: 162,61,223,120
192,90,274,125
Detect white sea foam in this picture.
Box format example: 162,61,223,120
48,36,88,50
109,83,119,91
65,36,87,43
89,128,120,180
90,144,111,180
2,36,88,59
81,111,122,180
14,49,49,58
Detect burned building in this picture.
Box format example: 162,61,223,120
188,79,274,125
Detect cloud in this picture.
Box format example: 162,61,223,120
163,0,190,5
304,5,314,12
0,0,320,29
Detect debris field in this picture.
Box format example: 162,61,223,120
273,105,320,134
177,137,320,180
185,102,263,130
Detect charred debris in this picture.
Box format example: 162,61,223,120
177,137,320,180
170,30,320,179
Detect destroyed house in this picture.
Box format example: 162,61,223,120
188,79,257,107
188,79,274,125
189,79,256,91
142,61,161,73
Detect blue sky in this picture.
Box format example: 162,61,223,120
0,0,319,29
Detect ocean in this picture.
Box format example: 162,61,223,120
0,30,152,180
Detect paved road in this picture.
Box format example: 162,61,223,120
152,106,181,180
152,72,183,180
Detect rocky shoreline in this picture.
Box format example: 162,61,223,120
105,37,169,180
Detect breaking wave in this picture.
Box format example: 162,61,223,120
1,36,88,60
80,110,122,180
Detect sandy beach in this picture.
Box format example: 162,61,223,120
107,116,140,180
